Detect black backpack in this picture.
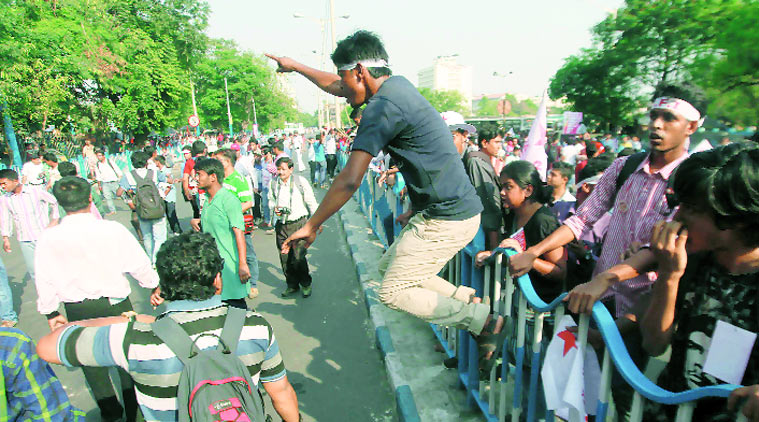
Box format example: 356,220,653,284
131,169,165,220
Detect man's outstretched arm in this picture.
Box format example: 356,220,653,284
266,54,347,98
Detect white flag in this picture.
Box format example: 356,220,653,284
541,315,601,419
522,90,549,181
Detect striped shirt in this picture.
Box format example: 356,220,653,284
0,185,60,241
56,296,286,422
0,328,84,421
564,152,688,317
222,170,253,204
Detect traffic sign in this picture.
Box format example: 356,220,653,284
188,114,200,127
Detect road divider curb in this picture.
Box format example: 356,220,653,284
337,207,421,422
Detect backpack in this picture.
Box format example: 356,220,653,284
131,169,165,220
151,307,269,422
611,152,648,206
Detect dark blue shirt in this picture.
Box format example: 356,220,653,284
352,76,482,220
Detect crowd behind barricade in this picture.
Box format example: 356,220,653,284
4,27,759,422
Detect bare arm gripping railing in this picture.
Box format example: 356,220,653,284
483,247,747,422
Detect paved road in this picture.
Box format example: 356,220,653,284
6,165,396,421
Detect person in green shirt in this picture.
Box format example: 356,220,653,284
214,148,260,299
190,158,251,308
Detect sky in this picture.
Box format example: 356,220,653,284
206,0,624,113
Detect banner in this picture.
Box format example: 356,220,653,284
541,315,601,418
522,90,549,180
562,112,584,135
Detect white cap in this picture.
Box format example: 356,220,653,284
440,111,476,134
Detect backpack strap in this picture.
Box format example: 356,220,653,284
291,176,310,215
219,307,247,355
611,152,648,205
151,316,198,365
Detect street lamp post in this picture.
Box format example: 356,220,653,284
294,10,349,130
224,77,233,137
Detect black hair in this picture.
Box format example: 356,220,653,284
477,128,498,148
144,146,156,156
155,155,166,165
214,148,237,166
94,148,105,155
272,141,285,152
52,176,90,212
585,140,599,156
500,161,553,204
652,82,709,117
28,151,40,159
194,157,225,184
58,162,77,177
331,30,392,79
670,141,759,246
130,151,149,168
42,152,58,163
276,156,294,169
156,232,222,301
0,169,18,181
191,140,207,156
578,154,615,182
550,162,574,180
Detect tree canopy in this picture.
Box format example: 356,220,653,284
550,0,759,129
0,0,296,140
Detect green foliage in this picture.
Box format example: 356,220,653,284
548,0,759,128
0,0,298,140
417,87,468,115
475,96,499,117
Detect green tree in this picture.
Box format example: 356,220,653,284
418,87,468,115
550,0,722,128
475,96,499,117
193,39,296,134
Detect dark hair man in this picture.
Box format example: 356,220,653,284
266,31,494,348
21,151,45,188
183,140,208,219
37,176,160,421
116,150,168,264
547,161,576,223
192,158,251,308
517,83,708,317
213,148,259,299
93,148,123,215
36,232,300,422
0,168,59,292
463,126,502,249
268,156,319,297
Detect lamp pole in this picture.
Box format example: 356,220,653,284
493,71,513,122
224,77,233,137
190,80,200,136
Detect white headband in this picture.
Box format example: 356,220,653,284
337,59,389,71
576,174,602,190
651,97,705,127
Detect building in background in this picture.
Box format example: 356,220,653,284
417,55,473,113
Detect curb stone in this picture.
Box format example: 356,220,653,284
337,208,422,422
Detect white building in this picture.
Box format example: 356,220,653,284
417,55,473,112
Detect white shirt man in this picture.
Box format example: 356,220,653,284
21,157,45,187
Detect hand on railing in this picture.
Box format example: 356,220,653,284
728,385,759,422
563,273,617,315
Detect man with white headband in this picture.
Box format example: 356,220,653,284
512,83,707,415
512,83,707,315
266,31,503,353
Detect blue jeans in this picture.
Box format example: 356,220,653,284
138,216,167,264
19,240,36,281
261,186,271,225
244,233,259,287
315,160,327,184
101,181,120,213
0,257,16,322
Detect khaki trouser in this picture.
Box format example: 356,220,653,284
377,213,490,335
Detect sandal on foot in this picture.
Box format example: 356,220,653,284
474,316,508,376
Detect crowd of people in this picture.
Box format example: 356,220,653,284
2,27,759,422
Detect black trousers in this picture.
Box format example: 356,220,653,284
165,202,181,233
308,161,317,184
64,298,139,422
325,154,337,178
275,217,312,289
